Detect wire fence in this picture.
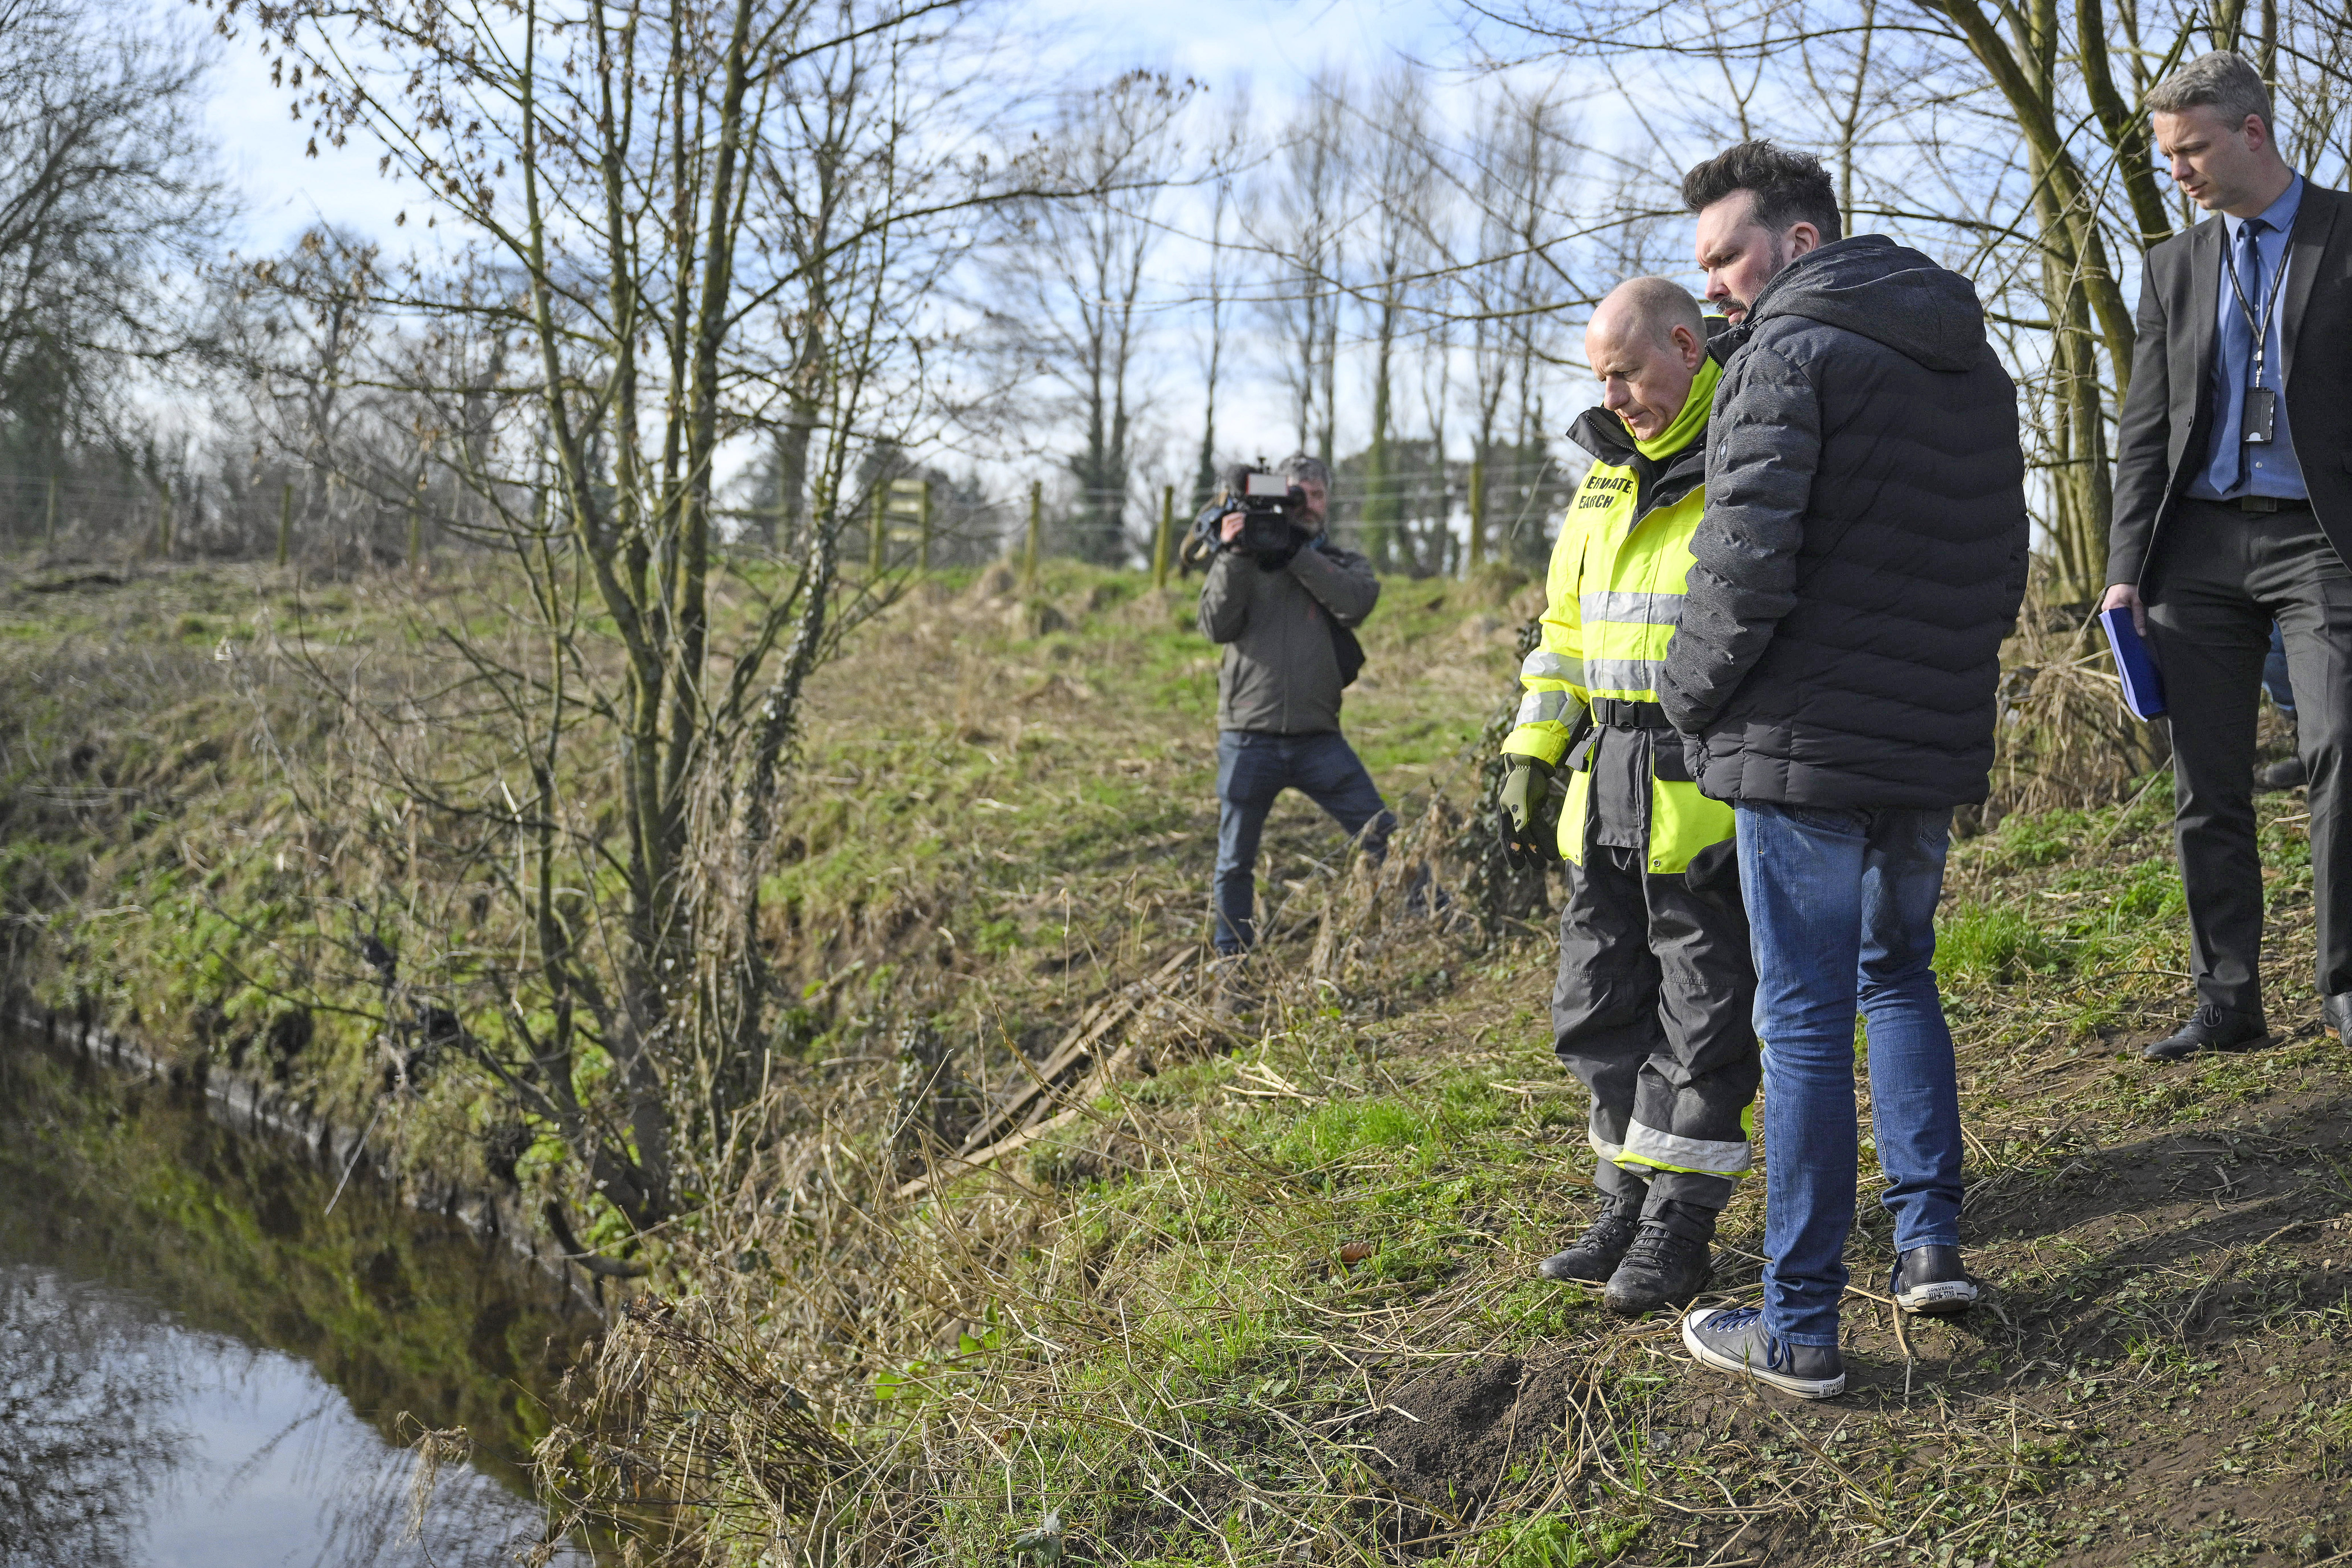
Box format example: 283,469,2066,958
0,454,1572,582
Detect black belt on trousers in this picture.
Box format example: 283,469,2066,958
1590,697,1673,731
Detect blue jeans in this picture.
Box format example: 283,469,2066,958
2265,621,2297,717
1214,730,1393,953
1738,802,1964,1346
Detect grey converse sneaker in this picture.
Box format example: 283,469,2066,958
1680,1306,1846,1399
1891,1244,1978,1316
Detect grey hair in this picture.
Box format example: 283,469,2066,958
1278,453,1332,490
2148,51,2274,135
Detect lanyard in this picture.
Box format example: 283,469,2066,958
2220,217,2290,388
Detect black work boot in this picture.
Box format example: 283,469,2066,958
1536,1205,1641,1284
1603,1217,1713,1316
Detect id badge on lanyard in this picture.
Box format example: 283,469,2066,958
2244,385,2277,444
2225,225,2288,444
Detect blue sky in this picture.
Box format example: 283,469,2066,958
184,0,1470,255
167,0,1605,524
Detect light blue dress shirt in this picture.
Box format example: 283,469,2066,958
2189,173,2307,501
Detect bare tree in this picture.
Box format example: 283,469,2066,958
1254,69,1351,470
1189,92,1250,515
1353,64,1435,571
980,72,1192,565
209,229,442,566
236,0,1025,1255
1397,115,1465,576
1458,83,1581,568
0,0,226,541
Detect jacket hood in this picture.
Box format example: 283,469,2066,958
1745,235,1989,373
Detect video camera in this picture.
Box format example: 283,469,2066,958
1194,465,1312,570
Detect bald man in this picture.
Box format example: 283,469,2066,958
1496,277,1759,1316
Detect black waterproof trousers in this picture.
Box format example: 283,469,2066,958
1551,840,1761,1221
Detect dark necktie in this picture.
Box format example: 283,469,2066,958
2219,217,2268,493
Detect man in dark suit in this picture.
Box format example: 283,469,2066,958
2102,51,2352,1058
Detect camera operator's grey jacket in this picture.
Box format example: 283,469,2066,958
1198,537,1379,734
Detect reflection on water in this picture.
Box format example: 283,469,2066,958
0,1042,599,1567
1,1267,183,1566
0,1267,566,1566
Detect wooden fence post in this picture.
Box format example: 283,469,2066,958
1022,480,1042,594
1466,457,1486,573
918,478,934,572
1152,484,1174,588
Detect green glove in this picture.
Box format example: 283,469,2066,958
1497,757,1560,867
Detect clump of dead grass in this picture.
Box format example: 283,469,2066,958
533,1295,860,1559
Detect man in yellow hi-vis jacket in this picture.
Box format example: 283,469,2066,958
1496,277,1760,1316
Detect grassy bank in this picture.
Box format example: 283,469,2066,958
2,553,2346,1565
572,775,2349,1567
0,550,1524,1181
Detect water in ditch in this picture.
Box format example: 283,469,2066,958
0,1036,602,1566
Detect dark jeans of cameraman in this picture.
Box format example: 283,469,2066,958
1213,729,1393,955
2266,622,2297,718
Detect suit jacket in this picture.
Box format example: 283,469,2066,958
2109,181,2352,586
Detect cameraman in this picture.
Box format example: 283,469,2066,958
1198,453,1392,971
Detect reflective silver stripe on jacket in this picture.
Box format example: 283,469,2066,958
1584,657,1664,695
1520,648,1584,684
1619,1119,1753,1176
1581,589,1682,626
1515,688,1576,727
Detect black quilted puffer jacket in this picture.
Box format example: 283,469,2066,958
1659,235,2030,809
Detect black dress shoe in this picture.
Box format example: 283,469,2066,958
2257,755,2308,792
1536,1208,1640,1284
2325,993,2352,1044
2143,1004,2269,1061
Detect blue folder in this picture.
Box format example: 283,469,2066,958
2100,606,2166,720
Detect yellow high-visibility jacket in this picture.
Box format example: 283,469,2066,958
1500,356,1734,873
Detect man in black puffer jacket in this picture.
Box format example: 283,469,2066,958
1660,142,2029,1402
